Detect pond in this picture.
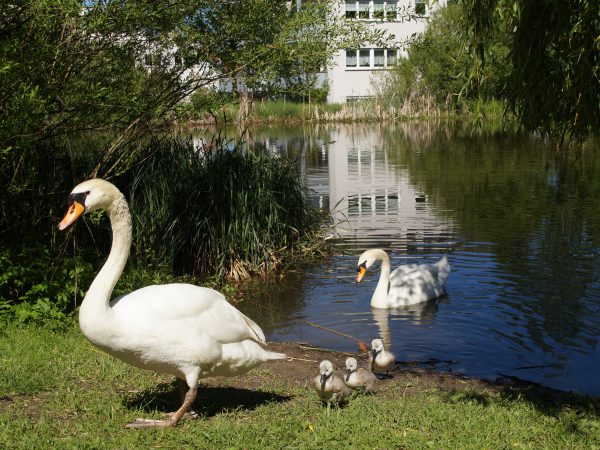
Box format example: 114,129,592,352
190,121,600,396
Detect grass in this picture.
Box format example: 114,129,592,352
1,322,599,449
123,138,326,280
251,100,343,122
183,98,442,125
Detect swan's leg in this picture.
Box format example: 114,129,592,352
177,378,188,403
170,378,198,419
125,385,198,429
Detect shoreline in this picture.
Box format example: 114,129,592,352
262,341,595,402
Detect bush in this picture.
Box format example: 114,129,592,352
0,248,94,326
383,4,511,112
124,138,325,280
0,136,326,322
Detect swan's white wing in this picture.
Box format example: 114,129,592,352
390,263,420,279
388,264,443,306
109,283,265,344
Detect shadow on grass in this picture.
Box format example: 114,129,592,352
123,380,292,418
440,374,600,421
496,376,600,420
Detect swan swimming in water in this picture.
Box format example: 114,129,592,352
58,178,286,428
356,249,451,309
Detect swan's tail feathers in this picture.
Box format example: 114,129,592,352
265,350,288,361
241,313,267,344
435,255,452,287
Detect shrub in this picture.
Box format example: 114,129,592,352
123,137,325,280
0,248,94,326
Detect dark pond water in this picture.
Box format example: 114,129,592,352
192,121,600,396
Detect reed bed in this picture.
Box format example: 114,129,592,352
179,95,445,126
125,138,325,280
316,94,442,122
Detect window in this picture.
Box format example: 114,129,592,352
359,49,371,67
373,49,385,67
346,49,358,67
346,48,399,69
386,49,398,66
415,0,426,16
373,0,385,19
386,1,398,20
345,1,356,18
358,1,369,19
345,1,406,21
144,53,160,66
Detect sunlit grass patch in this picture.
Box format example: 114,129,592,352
1,323,599,448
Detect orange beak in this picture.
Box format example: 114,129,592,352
356,266,367,283
58,201,85,230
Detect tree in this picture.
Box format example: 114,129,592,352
0,1,389,152
185,1,391,121
382,5,510,112
463,0,599,145
0,1,218,152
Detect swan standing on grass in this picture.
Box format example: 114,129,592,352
313,360,351,412
369,339,396,375
356,249,451,308
344,357,376,392
58,179,286,429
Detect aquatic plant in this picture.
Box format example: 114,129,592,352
125,137,325,280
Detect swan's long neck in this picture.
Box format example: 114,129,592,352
371,250,391,308
79,193,131,331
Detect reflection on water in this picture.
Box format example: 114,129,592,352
189,122,600,396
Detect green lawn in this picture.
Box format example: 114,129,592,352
1,322,599,449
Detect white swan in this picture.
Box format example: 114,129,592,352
356,249,451,308
312,360,351,411
58,179,286,428
344,357,376,392
369,338,396,375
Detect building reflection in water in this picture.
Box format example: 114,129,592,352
325,125,454,249
223,123,456,351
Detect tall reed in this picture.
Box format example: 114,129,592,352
125,137,324,280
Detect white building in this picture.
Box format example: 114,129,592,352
326,0,445,104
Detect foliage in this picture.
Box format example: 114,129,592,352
179,98,344,124
123,138,324,280
0,134,326,319
1,0,391,177
382,5,510,114
0,248,93,326
183,0,392,118
0,139,86,251
463,0,600,143
0,0,213,153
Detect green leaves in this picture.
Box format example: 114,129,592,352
125,137,324,280
0,248,94,325
463,0,600,144
0,0,200,149
385,4,510,112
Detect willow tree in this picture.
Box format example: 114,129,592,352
463,0,599,146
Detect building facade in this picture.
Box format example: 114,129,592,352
326,0,444,104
